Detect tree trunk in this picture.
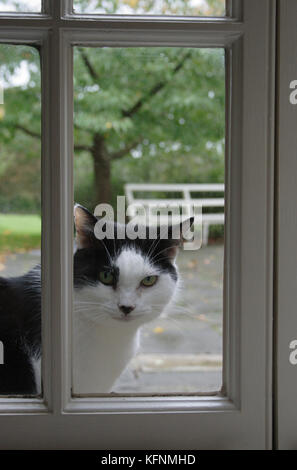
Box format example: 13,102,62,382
91,133,112,205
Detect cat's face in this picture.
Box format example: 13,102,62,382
73,204,192,326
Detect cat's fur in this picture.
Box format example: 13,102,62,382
0,267,41,395
0,205,192,395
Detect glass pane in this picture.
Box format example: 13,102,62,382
73,46,225,395
0,0,41,12
74,0,226,16
0,45,41,396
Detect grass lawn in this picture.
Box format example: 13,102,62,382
0,214,41,253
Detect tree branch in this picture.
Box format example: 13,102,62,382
110,138,142,160
16,124,91,152
122,51,192,119
78,47,99,81
16,124,40,139
74,144,92,152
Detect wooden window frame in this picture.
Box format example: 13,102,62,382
0,0,275,450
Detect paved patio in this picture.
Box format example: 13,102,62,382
0,244,224,394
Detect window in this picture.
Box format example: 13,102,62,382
73,0,226,16
0,0,275,450
0,44,41,397
73,46,225,395
0,0,41,12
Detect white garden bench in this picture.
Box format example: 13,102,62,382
124,183,225,245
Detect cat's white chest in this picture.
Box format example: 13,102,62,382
72,315,140,394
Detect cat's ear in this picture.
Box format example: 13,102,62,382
162,217,194,260
74,204,98,249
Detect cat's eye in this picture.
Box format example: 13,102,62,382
141,275,158,287
99,271,114,285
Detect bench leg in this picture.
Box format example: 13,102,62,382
203,223,209,246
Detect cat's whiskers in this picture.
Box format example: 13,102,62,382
146,235,161,259
148,245,176,263
149,255,175,265
99,238,113,265
112,229,117,259
75,301,102,306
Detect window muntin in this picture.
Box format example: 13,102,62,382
72,46,225,395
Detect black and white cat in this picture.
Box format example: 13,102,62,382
0,204,192,395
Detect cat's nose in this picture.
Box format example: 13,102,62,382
119,304,135,315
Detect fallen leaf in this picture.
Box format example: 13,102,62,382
198,314,207,321
153,326,164,334
187,259,198,269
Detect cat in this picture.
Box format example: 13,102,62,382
0,204,193,395
0,265,41,395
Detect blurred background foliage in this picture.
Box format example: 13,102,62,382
73,46,225,209
0,0,225,249
74,0,225,16
0,45,41,214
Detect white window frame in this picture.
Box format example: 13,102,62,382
0,0,275,449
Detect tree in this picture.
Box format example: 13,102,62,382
74,46,224,204
0,0,225,209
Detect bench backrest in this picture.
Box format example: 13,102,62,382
124,184,225,246
125,183,225,212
